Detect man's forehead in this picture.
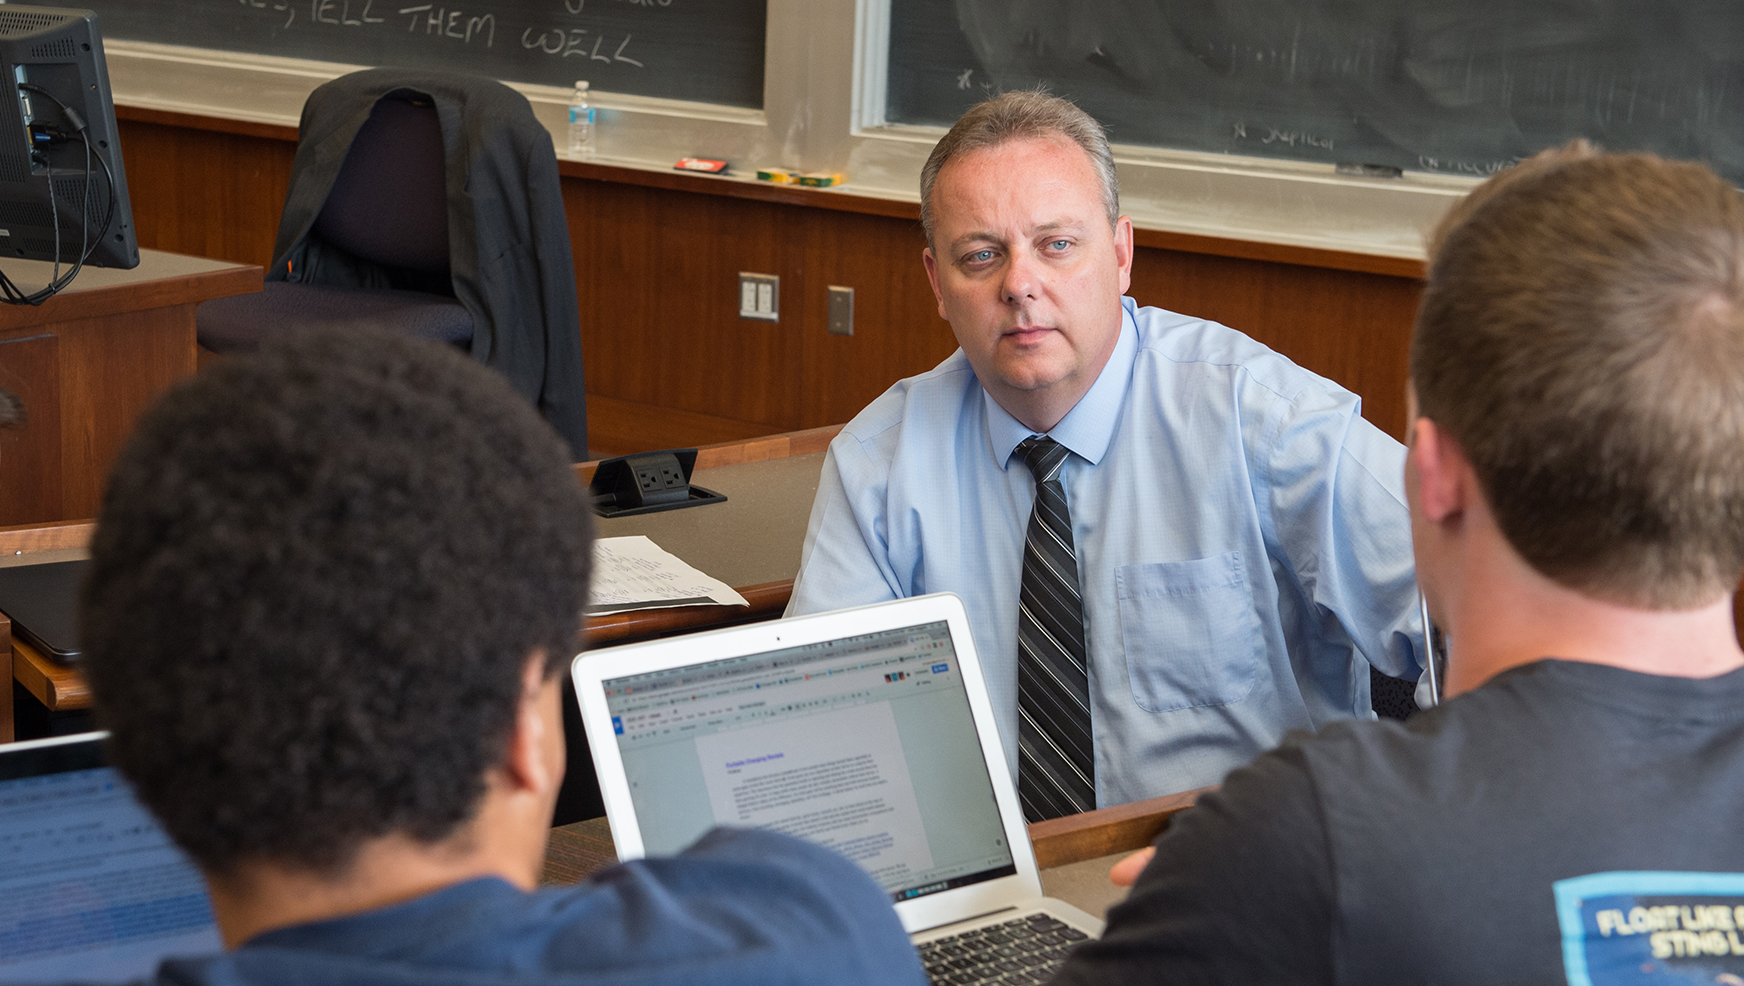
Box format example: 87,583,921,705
931,136,1105,238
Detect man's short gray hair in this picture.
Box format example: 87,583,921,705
919,90,1120,246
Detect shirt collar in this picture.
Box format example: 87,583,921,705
985,297,1138,469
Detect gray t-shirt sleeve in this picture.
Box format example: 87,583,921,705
1050,745,1336,985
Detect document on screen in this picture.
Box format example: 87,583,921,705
694,700,934,886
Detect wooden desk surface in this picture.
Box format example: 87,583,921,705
0,248,260,330
540,787,1211,918
577,425,838,645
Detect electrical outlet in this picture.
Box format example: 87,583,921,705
738,272,779,321
630,458,689,507
634,462,686,494
827,285,854,336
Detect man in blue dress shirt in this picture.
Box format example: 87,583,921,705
789,90,1423,811
73,327,924,985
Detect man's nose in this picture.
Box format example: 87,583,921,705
1001,250,1040,305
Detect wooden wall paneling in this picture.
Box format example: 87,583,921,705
0,334,63,525
107,111,1428,454
796,209,959,428
56,306,197,518
566,177,807,454
116,119,295,268
1127,247,1422,441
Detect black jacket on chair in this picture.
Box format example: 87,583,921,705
271,69,588,457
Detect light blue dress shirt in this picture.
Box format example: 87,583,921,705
788,298,1423,805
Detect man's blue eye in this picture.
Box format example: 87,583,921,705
968,250,994,263
1048,239,1071,250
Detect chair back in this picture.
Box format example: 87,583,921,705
311,95,449,274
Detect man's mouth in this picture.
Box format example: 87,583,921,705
1003,325,1053,344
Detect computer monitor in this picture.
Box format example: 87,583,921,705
0,4,136,290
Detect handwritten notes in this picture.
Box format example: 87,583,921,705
586,535,749,616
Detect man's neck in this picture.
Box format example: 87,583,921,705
204,820,546,949
1441,528,1744,696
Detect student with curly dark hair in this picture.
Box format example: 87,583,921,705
77,326,923,985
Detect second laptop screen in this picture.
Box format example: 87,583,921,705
604,621,1016,902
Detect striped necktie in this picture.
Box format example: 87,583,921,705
1014,435,1095,822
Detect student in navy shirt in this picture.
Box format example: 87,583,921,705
73,326,924,985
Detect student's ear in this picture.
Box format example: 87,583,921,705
1408,417,1468,525
503,653,564,798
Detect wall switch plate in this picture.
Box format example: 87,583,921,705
827,285,854,336
738,272,779,321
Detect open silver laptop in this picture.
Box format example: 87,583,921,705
0,732,221,982
572,592,1102,983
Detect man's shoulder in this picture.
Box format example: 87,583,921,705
831,349,979,460
150,830,920,985
1127,303,1355,405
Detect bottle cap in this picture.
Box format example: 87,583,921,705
575,81,589,92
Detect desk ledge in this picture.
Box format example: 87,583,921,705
1026,786,1213,869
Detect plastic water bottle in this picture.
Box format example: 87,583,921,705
567,81,594,159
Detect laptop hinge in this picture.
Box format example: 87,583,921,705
913,904,1022,936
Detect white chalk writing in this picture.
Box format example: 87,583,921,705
520,27,642,65
397,4,494,45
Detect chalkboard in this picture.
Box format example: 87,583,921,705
887,0,1744,184
72,0,765,108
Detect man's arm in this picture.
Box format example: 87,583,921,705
787,440,904,616
1262,386,1424,682
1049,747,1337,986
536,827,927,984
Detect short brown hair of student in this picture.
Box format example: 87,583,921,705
919,89,1119,246
1413,145,1744,608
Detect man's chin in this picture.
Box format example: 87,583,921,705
990,363,1074,394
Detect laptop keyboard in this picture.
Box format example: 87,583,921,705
918,913,1090,985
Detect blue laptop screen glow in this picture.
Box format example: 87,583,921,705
0,761,221,982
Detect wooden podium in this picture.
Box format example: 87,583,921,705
0,249,261,526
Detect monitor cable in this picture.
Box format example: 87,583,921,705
0,82,116,306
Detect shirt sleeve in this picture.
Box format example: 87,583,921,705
1260,384,1425,683
568,827,929,985
1049,745,1337,986
787,438,904,616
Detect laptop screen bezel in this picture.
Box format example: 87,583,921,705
0,730,108,780
571,592,1046,934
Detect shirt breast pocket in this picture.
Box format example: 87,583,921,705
1116,552,1261,713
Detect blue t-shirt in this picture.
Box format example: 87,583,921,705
140,828,925,986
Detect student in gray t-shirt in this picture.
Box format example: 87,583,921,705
1049,144,1744,985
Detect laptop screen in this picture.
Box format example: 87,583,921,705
604,619,1018,903
0,736,221,983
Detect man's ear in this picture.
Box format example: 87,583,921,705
502,653,562,798
923,246,948,321
1113,215,1134,295
1409,417,1468,524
